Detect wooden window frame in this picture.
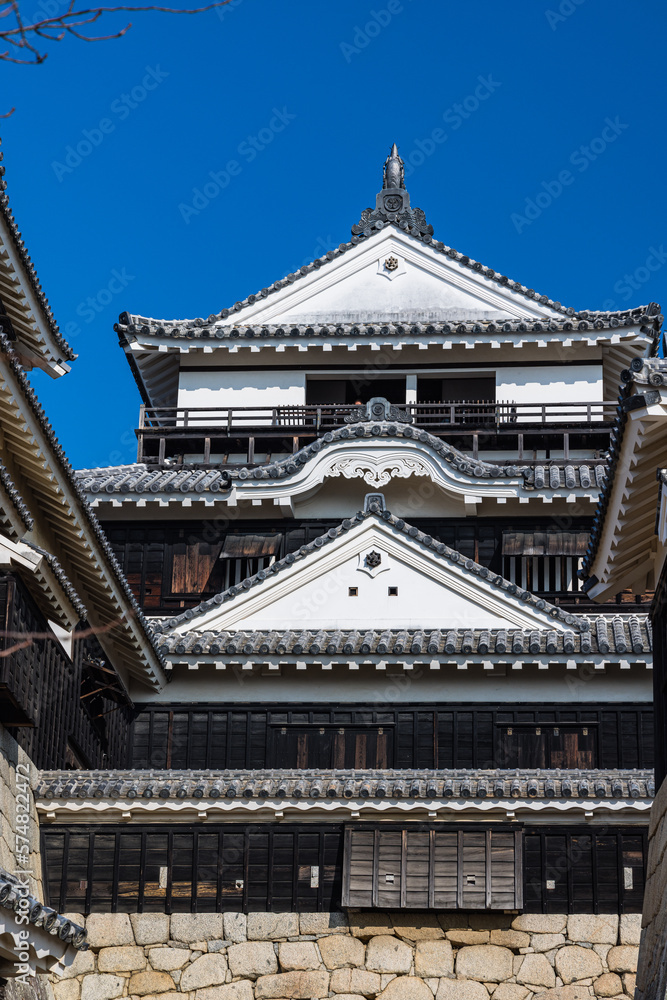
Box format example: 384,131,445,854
342,824,523,911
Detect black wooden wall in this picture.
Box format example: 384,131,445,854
0,573,131,770
42,823,647,916
129,703,654,772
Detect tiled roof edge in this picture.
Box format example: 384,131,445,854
0,867,87,949
0,151,76,362
581,357,667,577
115,307,664,343
0,334,165,670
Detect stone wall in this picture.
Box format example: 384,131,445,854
635,774,667,998
51,910,641,1000
0,723,42,896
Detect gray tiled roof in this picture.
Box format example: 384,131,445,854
156,616,651,659
36,767,655,802
76,422,608,495
151,495,591,636
0,867,87,949
0,460,33,530
116,308,663,344
583,357,667,579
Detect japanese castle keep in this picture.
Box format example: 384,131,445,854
0,144,664,998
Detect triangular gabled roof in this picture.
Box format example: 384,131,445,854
153,493,589,638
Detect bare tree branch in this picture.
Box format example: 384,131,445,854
0,0,233,66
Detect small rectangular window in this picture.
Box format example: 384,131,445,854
388,587,398,596
349,587,358,597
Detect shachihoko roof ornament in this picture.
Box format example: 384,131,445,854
352,142,435,240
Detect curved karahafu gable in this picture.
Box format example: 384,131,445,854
153,494,590,637
77,420,605,510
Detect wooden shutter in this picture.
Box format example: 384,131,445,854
343,827,522,910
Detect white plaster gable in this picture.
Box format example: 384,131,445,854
170,514,579,634
219,227,564,327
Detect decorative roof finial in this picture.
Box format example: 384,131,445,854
383,143,405,190
351,144,434,241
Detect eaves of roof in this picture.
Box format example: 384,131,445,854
116,305,663,346
157,615,650,660
152,495,591,636
582,357,667,583
0,151,75,364
36,767,655,803
0,335,165,685
0,867,88,949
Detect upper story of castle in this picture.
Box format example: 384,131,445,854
115,145,662,471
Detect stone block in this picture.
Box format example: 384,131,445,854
318,934,365,969
531,934,566,953
492,987,531,1000
567,915,619,945
278,941,322,971
196,984,254,1000
98,946,146,972
80,975,124,1000
330,968,382,995
436,981,490,999
606,946,638,973
366,935,413,974
555,945,604,984
619,914,641,946
622,972,636,995
53,982,80,1000
350,913,395,939
489,930,530,950
593,973,623,997
254,970,330,998
170,914,223,943
127,971,175,996
181,954,229,990
148,947,192,971
446,930,489,946
414,940,454,978
390,913,444,941
515,953,556,989
131,914,170,946
85,914,134,949
331,996,367,1000
468,914,512,931
59,948,96,979
532,990,592,1000
377,977,433,999
300,911,349,935
223,912,247,943
512,915,567,934
247,911,299,940
227,941,279,979
455,945,514,983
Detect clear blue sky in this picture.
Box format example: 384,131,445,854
4,0,666,468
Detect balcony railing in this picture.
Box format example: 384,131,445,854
136,400,617,466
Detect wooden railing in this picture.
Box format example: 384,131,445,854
135,400,617,466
